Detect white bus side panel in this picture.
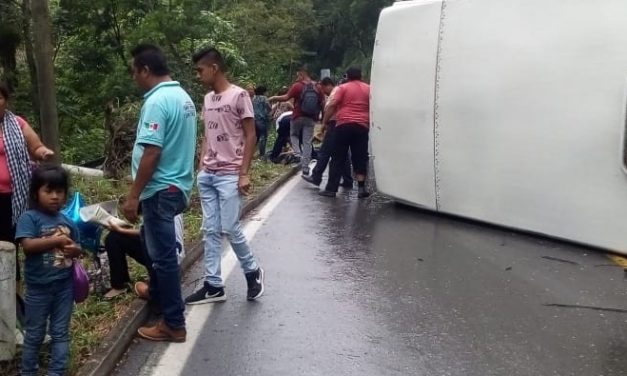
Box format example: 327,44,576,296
370,0,442,209
436,0,627,252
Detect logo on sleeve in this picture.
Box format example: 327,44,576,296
184,102,196,118
143,121,160,132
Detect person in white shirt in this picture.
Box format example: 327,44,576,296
269,110,294,162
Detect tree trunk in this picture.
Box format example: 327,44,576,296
21,0,40,122
0,1,21,92
0,28,20,92
31,0,59,159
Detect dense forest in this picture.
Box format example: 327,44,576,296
0,0,392,167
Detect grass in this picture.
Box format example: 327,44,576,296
0,157,293,376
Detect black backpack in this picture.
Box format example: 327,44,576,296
299,82,321,118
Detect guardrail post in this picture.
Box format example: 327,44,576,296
0,241,16,361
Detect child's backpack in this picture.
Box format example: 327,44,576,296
299,82,321,118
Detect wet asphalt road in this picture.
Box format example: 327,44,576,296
114,176,627,376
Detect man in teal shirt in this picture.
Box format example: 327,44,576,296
122,44,196,342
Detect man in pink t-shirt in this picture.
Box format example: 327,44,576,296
319,67,371,198
184,47,265,305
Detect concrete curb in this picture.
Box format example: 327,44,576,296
77,166,299,376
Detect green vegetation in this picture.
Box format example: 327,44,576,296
0,0,392,166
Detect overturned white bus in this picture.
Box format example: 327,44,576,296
370,0,627,253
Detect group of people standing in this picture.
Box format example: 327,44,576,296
0,44,267,375
269,65,372,198
123,45,266,345
0,42,371,375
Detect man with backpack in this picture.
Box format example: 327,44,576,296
270,65,324,175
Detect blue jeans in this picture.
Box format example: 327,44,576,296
21,278,73,376
291,116,315,171
141,188,187,329
198,170,258,287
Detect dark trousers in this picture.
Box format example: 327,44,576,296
0,192,20,280
140,189,187,329
105,231,153,289
255,120,269,157
325,123,369,193
270,122,291,160
311,121,353,185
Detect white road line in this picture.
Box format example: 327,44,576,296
143,175,300,376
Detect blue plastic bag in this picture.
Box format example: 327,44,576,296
62,192,102,253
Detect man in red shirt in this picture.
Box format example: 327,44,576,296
269,66,324,175
319,67,371,198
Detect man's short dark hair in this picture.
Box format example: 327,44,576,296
254,86,267,96
0,83,10,100
321,77,335,86
130,44,170,76
297,64,310,75
192,47,227,72
346,67,362,81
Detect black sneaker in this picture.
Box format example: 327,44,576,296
245,268,265,301
184,282,226,305
301,174,321,186
318,190,336,197
357,187,370,198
